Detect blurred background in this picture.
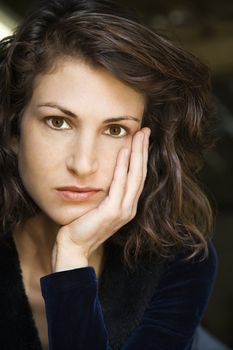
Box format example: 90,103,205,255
0,0,232,348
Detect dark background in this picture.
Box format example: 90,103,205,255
1,0,233,347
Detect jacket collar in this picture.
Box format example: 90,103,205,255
99,242,164,349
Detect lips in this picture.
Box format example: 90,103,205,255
57,186,100,192
56,186,101,202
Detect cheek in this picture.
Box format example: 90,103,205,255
101,150,116,183
17,131,55,187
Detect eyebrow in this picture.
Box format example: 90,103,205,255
37,102,141,123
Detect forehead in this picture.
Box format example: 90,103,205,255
29,58,145,119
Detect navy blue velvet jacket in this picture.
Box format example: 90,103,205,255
0,236,217,349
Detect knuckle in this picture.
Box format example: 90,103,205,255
136,173,143,183
122,206,133,220
106,204,122,220
107,207,117,219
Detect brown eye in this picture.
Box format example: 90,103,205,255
110,126,121,136
105,125,128,138
52,118,63,128
46,117,71,130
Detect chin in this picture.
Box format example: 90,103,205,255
48,203,98,226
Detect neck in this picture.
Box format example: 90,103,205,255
13,213,60,275
13,213,105,279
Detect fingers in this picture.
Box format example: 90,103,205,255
131,128,150,213
122,127,150,215
107,127,150,220
107,146,130,209
136,127,150,198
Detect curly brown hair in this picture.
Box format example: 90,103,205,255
0,0,215,268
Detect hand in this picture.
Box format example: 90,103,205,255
52,127,151,272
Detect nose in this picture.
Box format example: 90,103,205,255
66,132,98,177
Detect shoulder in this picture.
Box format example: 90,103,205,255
163,239,218,284
137,240,218,345
153,240,218,323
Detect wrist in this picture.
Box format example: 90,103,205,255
52,241,89,273
53,257,89,273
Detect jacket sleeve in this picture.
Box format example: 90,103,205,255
40,240,218,350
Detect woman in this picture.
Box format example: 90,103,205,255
0,0,217,349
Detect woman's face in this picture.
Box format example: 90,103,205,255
16,59,145,225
